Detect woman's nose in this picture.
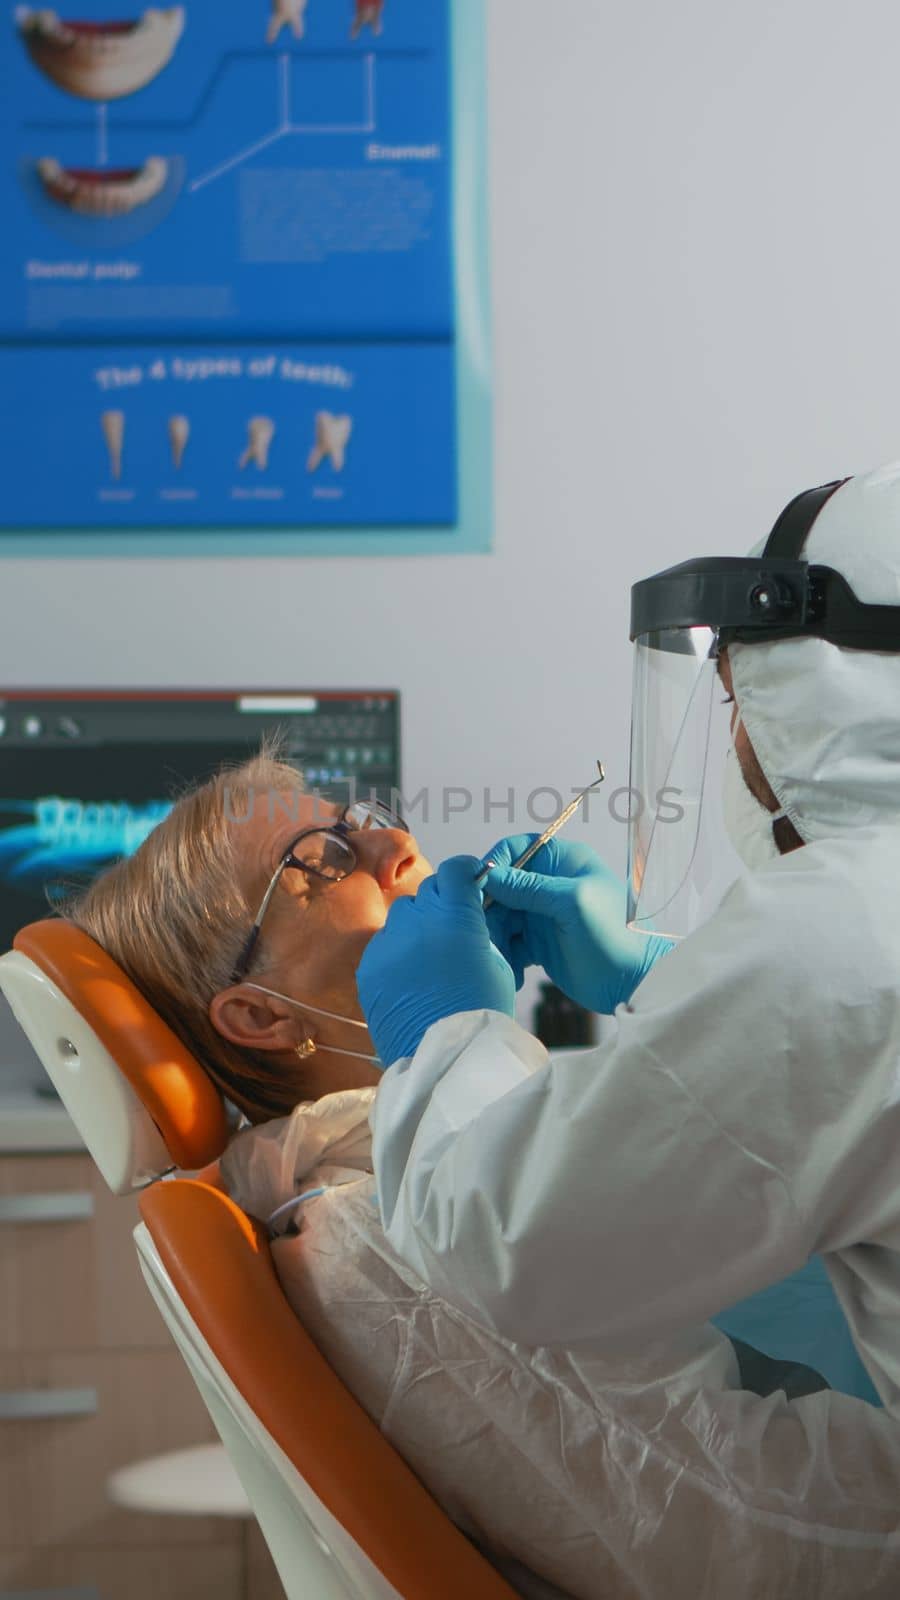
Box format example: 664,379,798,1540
359,827,421,891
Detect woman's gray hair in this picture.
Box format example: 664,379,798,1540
64,740,313,1122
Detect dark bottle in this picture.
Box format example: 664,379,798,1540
532,982,596,1049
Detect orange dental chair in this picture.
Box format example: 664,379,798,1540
0,920,520,1600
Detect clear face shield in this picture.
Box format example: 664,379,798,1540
626,626,743,941
626,475,900,939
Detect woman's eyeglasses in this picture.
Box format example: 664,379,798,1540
229,799,407,985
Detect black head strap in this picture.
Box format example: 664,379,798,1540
750,474,900,651
761,478,850,561
632,474,900,651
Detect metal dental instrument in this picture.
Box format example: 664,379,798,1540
476,762,606,908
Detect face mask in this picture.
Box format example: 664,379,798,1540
244,981,381,1065
722,721,788,871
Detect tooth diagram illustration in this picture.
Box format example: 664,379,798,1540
351,0,384,38
101,411,125,481
239,417,276,472
307,412,353,473
36,156,168,216
15,8,185,101
167,415,190,470
266,0,308,43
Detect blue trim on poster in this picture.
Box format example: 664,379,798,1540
0,0,491,558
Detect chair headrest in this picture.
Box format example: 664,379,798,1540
0,919,229,1192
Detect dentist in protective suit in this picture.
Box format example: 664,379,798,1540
356,463,900,1418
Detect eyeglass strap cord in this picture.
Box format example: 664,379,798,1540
243,981,372,1030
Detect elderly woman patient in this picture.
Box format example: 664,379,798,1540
66,750,900,1600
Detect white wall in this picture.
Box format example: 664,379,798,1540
3,0,900,1020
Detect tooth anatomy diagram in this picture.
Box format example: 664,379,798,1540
18,8,183,228
188,48,377,195
307,412,353,473
239,417,276,471
351,1,384,40
3,0,458,535
167,415,190,469
266,0,308,44
17,11,381,225
16,8,185,101
36,156,167,216
100,411,125,480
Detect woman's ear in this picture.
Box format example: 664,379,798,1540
209,986,313,1054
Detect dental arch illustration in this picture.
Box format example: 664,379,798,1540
36,156,168,216
15,8,185,100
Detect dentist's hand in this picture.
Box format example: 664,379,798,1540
357,856,516,1067
483,835,674,1014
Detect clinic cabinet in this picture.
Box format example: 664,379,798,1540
0,1151,283,1599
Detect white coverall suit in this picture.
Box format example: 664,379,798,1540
364,463,900,1590
223,1085,900,1600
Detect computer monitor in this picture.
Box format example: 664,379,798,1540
0,688,401,1087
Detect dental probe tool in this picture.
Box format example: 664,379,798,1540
476,762,606,908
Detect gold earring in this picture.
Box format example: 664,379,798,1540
295,1037,317,1060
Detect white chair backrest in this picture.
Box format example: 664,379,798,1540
4,923,519,1600
135,1178,519,1600
0,921,228,1191
135,1221,403,1600
0,949,171,1191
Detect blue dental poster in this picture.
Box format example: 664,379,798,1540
0,0,489,545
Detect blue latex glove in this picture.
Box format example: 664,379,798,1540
482,835,674,1014
357,855,516,1067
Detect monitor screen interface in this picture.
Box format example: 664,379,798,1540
0,689,401,955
